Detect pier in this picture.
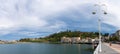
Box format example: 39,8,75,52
94,43,120,54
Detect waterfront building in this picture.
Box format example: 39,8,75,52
0,41,5,44
71,37,81,43
61,37,81,43
115,30,120,41
116,30,120,35
61,37,99,43
61,37,71,43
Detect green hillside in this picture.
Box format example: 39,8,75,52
19,30,106,42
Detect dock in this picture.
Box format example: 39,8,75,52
94,43,120,54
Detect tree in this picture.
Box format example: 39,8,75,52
109,36,119,41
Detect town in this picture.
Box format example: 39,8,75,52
0,30,120,44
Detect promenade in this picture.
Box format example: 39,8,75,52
98,43,120,54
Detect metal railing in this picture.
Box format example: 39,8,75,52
93,43,100,54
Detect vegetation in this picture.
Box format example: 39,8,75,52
19,30,109,42
109,36,119,41
19,38,49,43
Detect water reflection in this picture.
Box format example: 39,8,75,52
0,43,93,54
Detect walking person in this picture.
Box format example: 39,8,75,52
109,42,112,46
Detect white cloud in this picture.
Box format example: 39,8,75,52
0,0,120,40
0,18,14,29
0,0,90,36
101,0,120,29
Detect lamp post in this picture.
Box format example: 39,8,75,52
92,3,107,52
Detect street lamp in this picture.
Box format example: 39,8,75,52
92,3,107,52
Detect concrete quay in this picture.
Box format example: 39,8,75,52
97,43,120,54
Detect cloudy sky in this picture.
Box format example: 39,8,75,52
0,0,119,40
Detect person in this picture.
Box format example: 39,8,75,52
93,44,97,49
109,42,112,46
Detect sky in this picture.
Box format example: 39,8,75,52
0,0,120,40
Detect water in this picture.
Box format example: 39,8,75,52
0,43,93,54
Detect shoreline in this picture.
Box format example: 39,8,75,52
0,41,95,44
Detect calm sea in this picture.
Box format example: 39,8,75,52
0,43,93,54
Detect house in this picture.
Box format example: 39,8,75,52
71,37,81,43
116,30,120,36
61,37,81,43
81,37,94,43
115,30,120,41
61,37,71,43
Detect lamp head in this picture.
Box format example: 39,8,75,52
104,12,107,15
92,12,96,14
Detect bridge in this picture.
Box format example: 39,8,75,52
93,43,120,54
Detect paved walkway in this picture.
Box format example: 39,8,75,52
104,43,120,53
98,43,120,54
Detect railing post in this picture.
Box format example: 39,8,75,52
93,43,100,54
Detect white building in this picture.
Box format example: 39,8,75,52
61,37,81,43
71,37,81,43
115,30,120,41
116,30,120,36
61,37,71,43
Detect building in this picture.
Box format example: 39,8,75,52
61,37,99,43
61,37,81,43
0,41,5,44
61,37,71,43
115,30,120,41
80,37,97,43
71,37,81,43
115,30,120,36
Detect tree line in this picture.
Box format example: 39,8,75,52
19,30,109,42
